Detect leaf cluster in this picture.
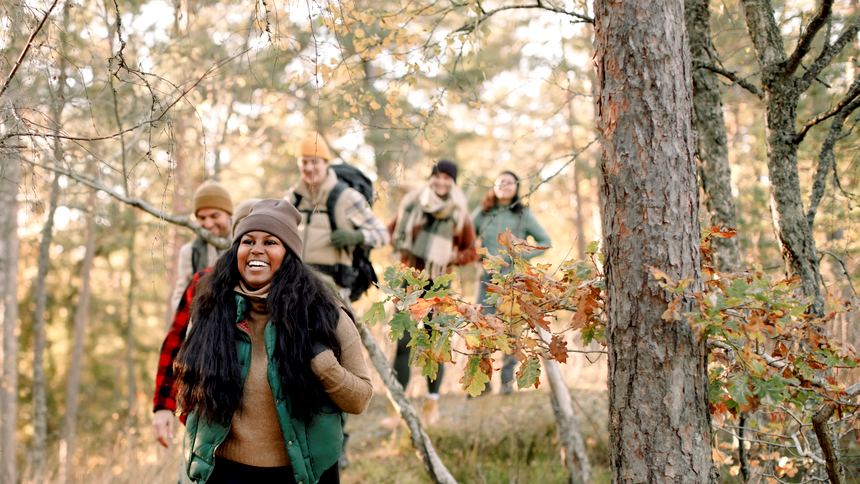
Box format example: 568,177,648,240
362,230,607,396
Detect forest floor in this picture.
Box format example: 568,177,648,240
340,389,611,484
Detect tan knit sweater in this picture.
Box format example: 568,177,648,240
215,284,373,467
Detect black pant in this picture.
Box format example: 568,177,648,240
207,457,339,484
394,328,445,393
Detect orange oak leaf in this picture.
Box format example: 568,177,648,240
549,335,568,364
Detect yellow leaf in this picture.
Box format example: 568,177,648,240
369,101,381,110
383,133,390,140
354,28,365,38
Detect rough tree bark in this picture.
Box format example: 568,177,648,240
0,143,21,484
738,0,860,317
686,0,741,271
593,0,715,482
58,193,96,484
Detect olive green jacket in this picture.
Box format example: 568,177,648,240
473,205,551,267
183,295,344,484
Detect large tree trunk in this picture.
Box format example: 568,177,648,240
686,0,741,271
593,0,715,482
0,149,21,484
58,193,97,484
30,172,62,484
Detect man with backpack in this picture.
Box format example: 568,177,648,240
168,180,233,313
285,133,388,470
285,133,389,303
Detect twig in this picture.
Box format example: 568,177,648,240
784,0,834,76
794,73,860,145
791,432,827,465
0,0,60,100
818,250,858,297
454,3,592,34
692,60,764,100
1,50,248,144
26,161,230,249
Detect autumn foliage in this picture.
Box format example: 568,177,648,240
364,227,860,477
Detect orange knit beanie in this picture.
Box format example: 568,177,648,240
298,133,331,161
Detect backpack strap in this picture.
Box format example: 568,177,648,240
326,181,349,233
190,236,208,273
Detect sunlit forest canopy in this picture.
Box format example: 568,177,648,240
0,0,859,481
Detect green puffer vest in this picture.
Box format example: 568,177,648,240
183,295,345,484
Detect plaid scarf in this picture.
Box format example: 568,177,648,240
393,183,468,278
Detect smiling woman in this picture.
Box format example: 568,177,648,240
237,232,286,288
173,199,372,484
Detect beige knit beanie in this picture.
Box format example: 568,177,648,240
233,199,303,260
193,180,234,216
231,198,261,239
298,133,331,161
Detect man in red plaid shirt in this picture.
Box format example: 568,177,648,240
152,268,209,436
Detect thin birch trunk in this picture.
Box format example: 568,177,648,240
32,5,70,478
29,172,62,484
58,193,97,484
0,150,21,484
124,212,138,468
355,324,457,484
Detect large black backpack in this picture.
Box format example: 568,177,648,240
294,163,379,301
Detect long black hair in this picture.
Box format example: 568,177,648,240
481,171,524,214
174,239,343,424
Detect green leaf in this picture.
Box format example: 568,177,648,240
585,240,600,255
360,301,386,327
460,355,490,397
388,311,414,341
517,357,542,389
728,374,754,406
425,272,455,298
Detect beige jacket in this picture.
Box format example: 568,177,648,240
169,241,217,313
285,169,354,269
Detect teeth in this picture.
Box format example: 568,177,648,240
248,261,268,267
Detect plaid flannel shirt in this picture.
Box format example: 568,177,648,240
153,268,210,413
341,188,390,248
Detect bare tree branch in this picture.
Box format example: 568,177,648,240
27,161,230,249
709,340,830,388
1,49,249,145
454,3,592,34
805,96,860,229
800,15,860,92
794,74,860,144
784,0,834,76
0,0,60,100
692,60,764,99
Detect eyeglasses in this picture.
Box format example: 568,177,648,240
494,180,517,188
